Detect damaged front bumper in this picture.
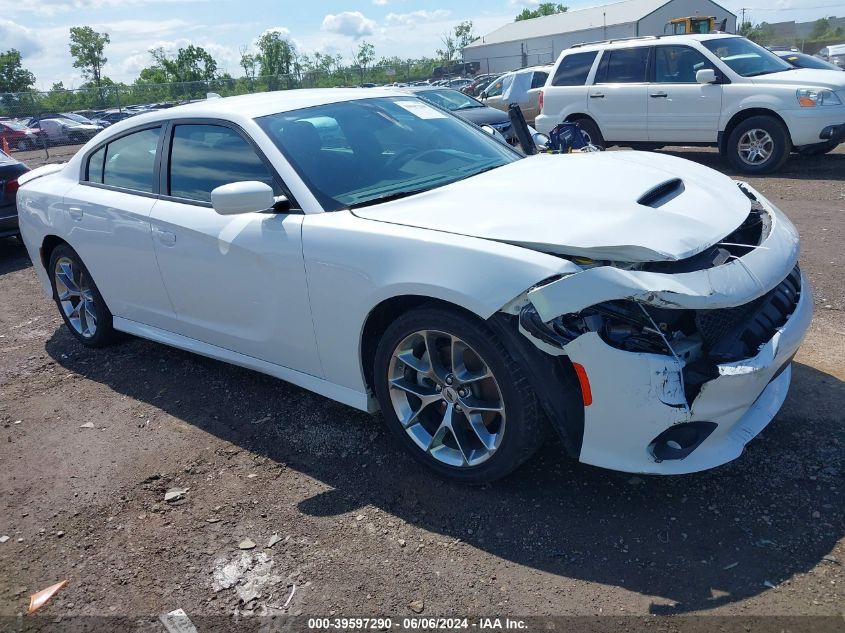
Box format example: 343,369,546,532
517,185,813,474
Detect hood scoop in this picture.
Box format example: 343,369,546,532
638,178,685,208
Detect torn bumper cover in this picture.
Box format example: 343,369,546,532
521,185,813,474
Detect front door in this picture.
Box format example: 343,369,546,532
148,121,322,376
648,45,723,143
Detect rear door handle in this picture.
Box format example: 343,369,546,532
650,92,668,98
153,228,176,245
589,93,605,99
68,207,83,221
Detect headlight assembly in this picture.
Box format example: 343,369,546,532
796,88,842,107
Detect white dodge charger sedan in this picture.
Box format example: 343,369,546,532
17,89,812,482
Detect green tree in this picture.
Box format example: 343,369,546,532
739,21,775,45
69,26,110,88
150,45,218,83
256,30,296,88
355,41,375,83
454,21,477,49
515,3,568,22
0,49,36,93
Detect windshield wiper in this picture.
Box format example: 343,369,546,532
347,188,430,209
455,104,485,110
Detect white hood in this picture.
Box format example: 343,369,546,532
352,151,751,263
751,68,845,90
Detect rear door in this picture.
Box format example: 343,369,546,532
148,120,321,375
587,47,651,142
647,45,723,143
60,125,175,329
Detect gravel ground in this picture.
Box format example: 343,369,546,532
0,143,843,628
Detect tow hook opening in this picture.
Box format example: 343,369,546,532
649,421,717,462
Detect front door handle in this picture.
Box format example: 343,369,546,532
153,228,176,245
650,92,668,98
589,92,605,99
68,207,83,221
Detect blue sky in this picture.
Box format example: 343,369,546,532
0,0,838,89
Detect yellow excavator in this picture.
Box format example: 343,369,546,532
665,16,728,35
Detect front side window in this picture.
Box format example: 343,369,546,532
598,47,651,83
485,77,505,97
258,97,519,211
552,51,598,86
654,46,716,83
168,124,276,203
702,37,791,77
102,127,160,193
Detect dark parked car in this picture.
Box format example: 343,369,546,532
0,150,29,238
404,87,514,142
775,51,843,71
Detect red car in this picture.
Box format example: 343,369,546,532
0,120,42,151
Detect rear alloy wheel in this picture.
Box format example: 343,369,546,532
373,307,546,483
726,116,791,174
49,244,117,347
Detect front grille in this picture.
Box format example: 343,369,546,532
695,266,801,361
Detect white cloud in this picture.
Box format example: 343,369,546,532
322,11,377,40
508,0,540,7
0,19,42,56
372,0,389,4
385,10,451,27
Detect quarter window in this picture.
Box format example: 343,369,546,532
597,47,650,83
168,124,275,203
86,146,105,183
531,71,549,89
654,46,715,83
551,51,598,86
101,127,161,193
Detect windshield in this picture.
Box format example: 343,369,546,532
4,121,30,130
703,37,792,76
415,89,485,111
781,53,842,71
257,97,519,211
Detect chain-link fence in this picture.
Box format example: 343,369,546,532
0,58,548,156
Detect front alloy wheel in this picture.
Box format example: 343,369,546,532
388,329,506,467
373,306,546,483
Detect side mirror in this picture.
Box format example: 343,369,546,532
480,91,488,99
211,181,274,215
532,132,550,147
696,68,717,84
480,125,507,144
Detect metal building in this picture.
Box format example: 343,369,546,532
462,0,737,74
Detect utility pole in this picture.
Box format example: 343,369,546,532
740,7,747,28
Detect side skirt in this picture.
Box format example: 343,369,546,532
112,317,376,413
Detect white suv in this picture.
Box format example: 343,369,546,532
536,34,845,173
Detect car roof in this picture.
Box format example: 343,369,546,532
117,88,410,125
564,32,740,54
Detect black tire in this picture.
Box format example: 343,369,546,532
48,244,118,348
573,117,604,149
373,305,547,483
726,115,791,174
17,139,32,151
797,141,838,157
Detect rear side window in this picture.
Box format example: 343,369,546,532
531,71,549,89
552,51,598,86
168,124,275,203
596,47,650,83
88,127,160,193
